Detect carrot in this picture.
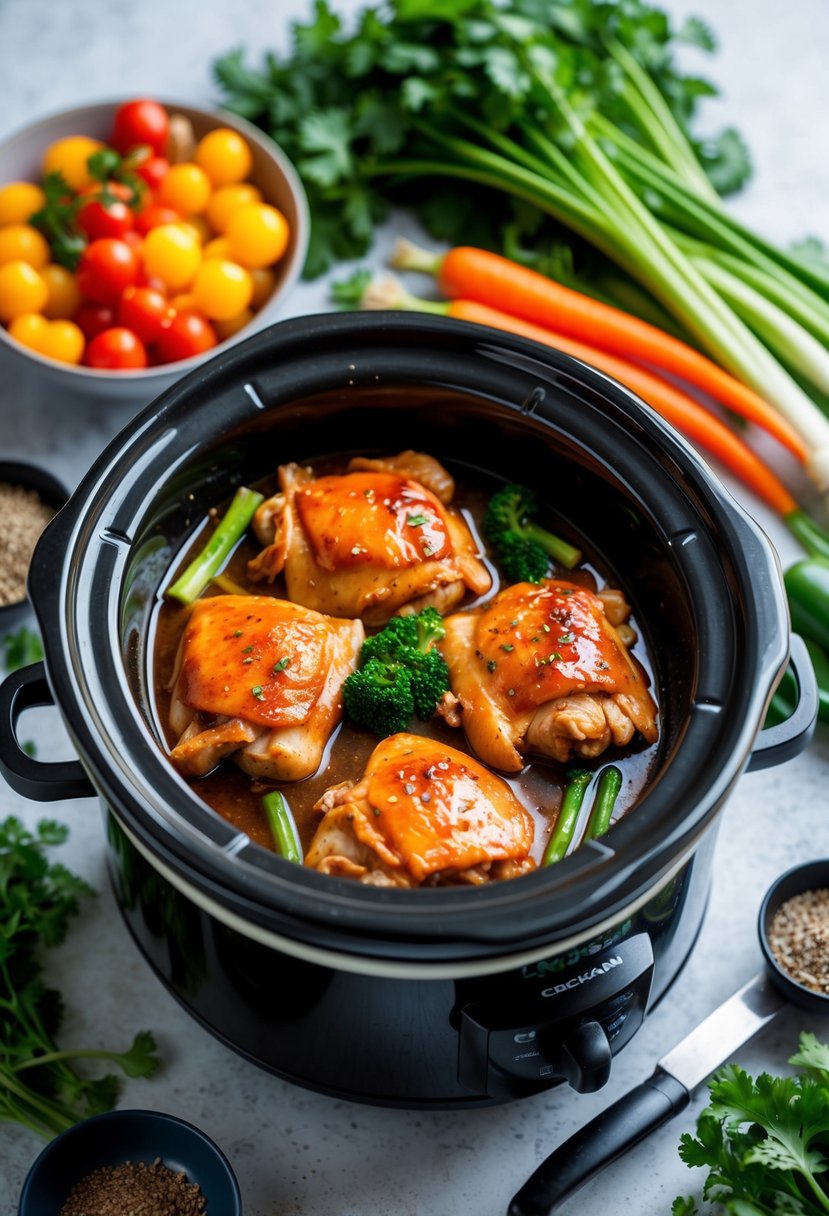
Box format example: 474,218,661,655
362,277,797,516
391,240,810,464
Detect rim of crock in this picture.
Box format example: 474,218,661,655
28,312,789,967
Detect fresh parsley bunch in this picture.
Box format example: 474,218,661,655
0,816,158,1137
673,1032,829,1215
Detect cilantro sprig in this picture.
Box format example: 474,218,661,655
213,0,750,279
0,817,159,1137
673,1032,829,1215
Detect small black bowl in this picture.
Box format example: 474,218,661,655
759,858,829,1014
17,1108,243,1215
0,460,69,631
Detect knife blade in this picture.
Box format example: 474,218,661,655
508,972,785,1216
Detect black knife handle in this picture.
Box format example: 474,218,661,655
507,1068,690,1216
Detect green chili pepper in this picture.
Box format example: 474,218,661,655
784,558,829,654
767,637,829,726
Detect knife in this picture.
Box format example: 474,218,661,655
507,971,785,1216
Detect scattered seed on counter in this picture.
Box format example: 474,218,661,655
0,482,54,607
769,887,829,994
59,1157,206,1216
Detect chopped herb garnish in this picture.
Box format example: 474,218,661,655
234,630,243,638
542,623,551,633
272,656,291,673
501,643,514,652
423,543,435,557
407,513,429,527
251,685,265,699
487,659,497,672
242,645,254,654
531,635,540,642
558,632,575,644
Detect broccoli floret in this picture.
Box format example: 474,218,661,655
342,607,450,737
483,484,582,584
342,658,415,737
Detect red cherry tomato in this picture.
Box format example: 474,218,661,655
117,285,170,345
85,326,148,369
77,188,135,241
155,311,217,363
135,204,182,236
73,301,115,340
76,239,140,305
112,99,169,157
136,155,169,192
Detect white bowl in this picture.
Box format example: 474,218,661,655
0,97,310,404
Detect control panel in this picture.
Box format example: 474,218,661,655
458,934,654,1099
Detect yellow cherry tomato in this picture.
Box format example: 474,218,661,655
249,267,276,309
158,163,212,215
0,182,46,227
42,135,104,191
182,214,211,244
0,224,50,269
169,292,197,311
202,236,232,261
195,128,253,187
38,319,85,365
214,307,254,341
192,260,253,321
206,183,262,234
0,261,49,321
41,263,82,319
142,224,202,290
226,203,289,269
8,313,48,352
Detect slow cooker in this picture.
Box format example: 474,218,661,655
0,313,816,1109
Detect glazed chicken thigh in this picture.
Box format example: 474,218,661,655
247,451,491,624
168,594,363,781
306,733,536,886
441,580,658,770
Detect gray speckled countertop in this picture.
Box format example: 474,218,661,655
2,0,829,1212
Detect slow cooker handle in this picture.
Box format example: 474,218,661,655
746,634,817,772
0,662,96,801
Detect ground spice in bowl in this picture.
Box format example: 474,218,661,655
60,1157,206,1216
0,481,54,607
769,887,829,995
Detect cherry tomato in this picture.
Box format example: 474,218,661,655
214,307,253,341
85,326,148,369
248,267,276,310
117,285,170,345
112,99,169,157
76,238,140,305
135,155,169,192
0,182,46,227
42,136,103,191
38,319,85,365
135,204,182,236
142,225,201,290
195,128,252,187
158,164,211,215
0,224,50,269
192,259,252,321
41,264,82,319
206,183,262,234
8,313,48,352
155,311,217,363
226,203,289,269
74,301,115,340
203,237,232,261
77,188,135,241
0,261,48,321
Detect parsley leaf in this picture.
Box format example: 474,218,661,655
0,816,159,1136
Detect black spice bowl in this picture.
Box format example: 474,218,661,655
759,858,829,1015
17,1108,243,1216
0,460,69,631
